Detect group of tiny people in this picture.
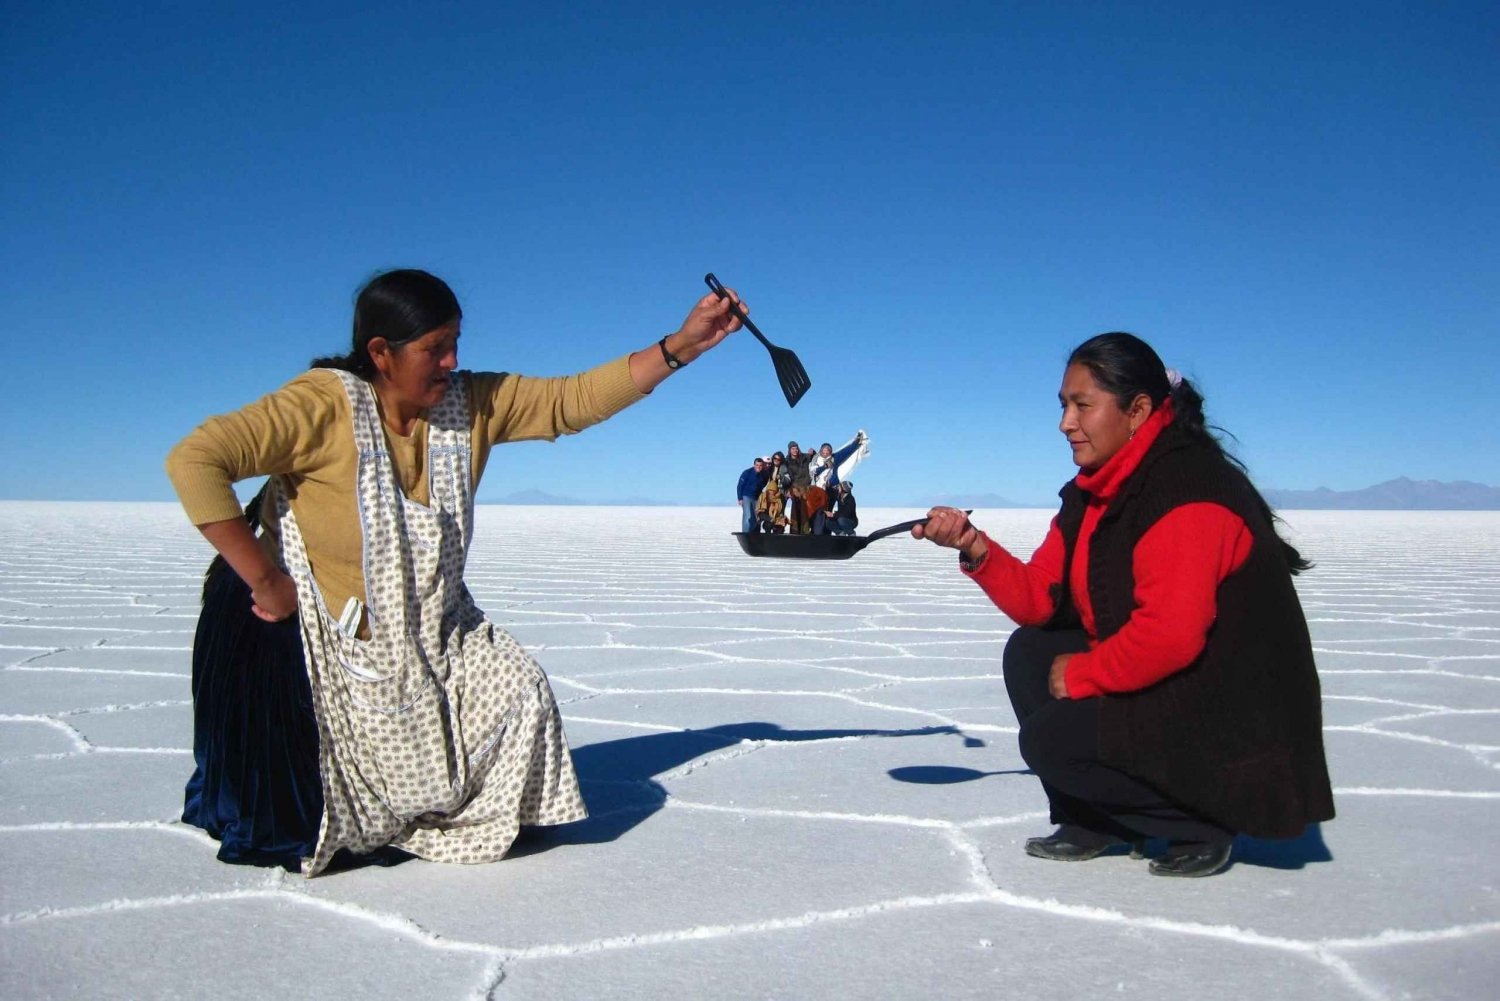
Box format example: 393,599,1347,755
735,433,866,536
169,269,1331,880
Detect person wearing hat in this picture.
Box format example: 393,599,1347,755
831,480,858,536
783,440,813,534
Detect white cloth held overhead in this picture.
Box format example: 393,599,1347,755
832,429,869,486
810,429,870,489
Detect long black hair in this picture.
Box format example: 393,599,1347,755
310,269,462,379
1067,332,1311,574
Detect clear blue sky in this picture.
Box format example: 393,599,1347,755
3,1,1495,506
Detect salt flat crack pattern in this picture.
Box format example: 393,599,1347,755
1,503,1496,1000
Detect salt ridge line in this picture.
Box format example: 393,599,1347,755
2,747,190,764
554,682,990,732
1320,667,1500,682
53,699,192,716
1313,647,1500,661
529,624,1010,645
484,886,1390,1001
7,821,1495,981
559,715,689,732
556,660,1005,683
552,650,1006,678
0,886,499,963
1304,616,1492,628
0,819,211,838
1328,723,1500,767
1332,787,1500,799
0,714,89,752
1363,707,1500,726
0,623,151,634
1321,922,1500,949
3,665,186,678
665,797,978,830
91,746,192,755
1325,694,1490,712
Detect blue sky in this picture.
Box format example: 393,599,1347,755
3,1,1495,507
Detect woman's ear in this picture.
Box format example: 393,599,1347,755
366,337,391,379
1128,392,1155,432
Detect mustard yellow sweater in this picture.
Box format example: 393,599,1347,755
166,358,644,615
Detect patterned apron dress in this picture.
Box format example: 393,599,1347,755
271,370,586,877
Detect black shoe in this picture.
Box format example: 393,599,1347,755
1024,825,1144,862
1148,840,1233,878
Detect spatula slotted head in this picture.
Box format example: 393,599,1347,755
771,347,811,407
704,272,811,407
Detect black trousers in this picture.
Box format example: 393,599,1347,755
1005,627,1232,844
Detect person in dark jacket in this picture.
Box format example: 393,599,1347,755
913,332,1333,878
783,441,813,534
736,457,769,533
831,481,858,535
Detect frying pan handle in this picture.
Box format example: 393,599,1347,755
704,272,771,347
864,518,929,544
864,510,975,546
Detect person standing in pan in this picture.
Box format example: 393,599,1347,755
757,453,790,534
166,268,745,874
809,433,870,534
783,441,813,534
914,332,1333,877
737,457,770,534
806,443,835,534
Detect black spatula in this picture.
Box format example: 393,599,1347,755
704,272,811,408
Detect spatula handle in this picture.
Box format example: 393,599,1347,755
704,273,772,349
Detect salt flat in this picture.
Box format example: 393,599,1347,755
1,502,1497,1000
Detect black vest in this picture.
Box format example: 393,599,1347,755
1045,421,1334,837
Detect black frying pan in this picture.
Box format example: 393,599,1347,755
733,517,930,560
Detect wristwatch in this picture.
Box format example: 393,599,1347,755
658,336,686,370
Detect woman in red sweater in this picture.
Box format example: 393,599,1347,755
915,333,1333,878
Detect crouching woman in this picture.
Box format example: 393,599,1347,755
915,332,1333,877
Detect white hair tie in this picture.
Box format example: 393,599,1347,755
1165,367,1183,389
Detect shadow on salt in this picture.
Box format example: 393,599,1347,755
511,721,961,856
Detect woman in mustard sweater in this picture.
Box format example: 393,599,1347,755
167,268,743,875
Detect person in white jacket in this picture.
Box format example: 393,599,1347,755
808,431,869,534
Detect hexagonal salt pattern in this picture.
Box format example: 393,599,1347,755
1,503,1496,1000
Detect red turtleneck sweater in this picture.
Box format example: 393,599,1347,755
964,401,1253,698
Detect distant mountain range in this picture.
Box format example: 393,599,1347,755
1262,477,1500,510
483,478,1500,510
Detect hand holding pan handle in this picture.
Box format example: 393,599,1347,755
877,510,974,544
731,513,972,560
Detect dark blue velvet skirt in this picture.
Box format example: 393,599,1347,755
182,563,324,870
